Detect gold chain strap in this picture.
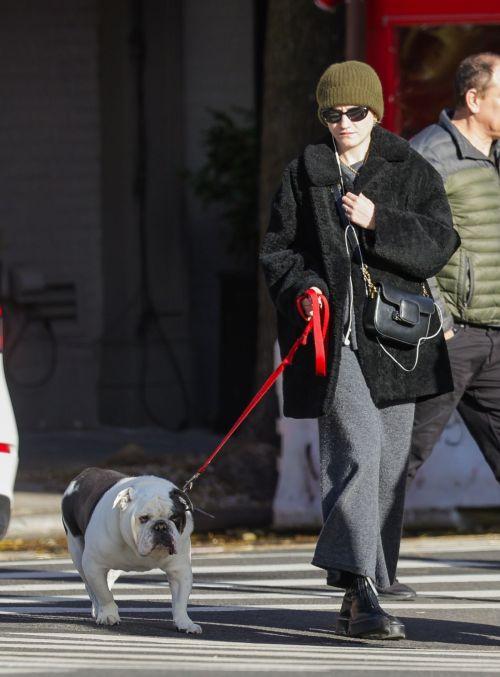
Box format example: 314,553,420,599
362,264,429,298
361,264,378,299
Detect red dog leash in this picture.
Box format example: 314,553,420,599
182,288,330,494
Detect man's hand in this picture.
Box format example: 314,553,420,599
342,192,375,230
300,286,323,318
444,328,455,341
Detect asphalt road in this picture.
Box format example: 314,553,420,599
0,536,499,676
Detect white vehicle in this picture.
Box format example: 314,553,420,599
0,309,18,539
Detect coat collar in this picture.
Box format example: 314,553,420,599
439,107,499,165
303,124,410,187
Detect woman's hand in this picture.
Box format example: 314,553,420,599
342,192,375,230
299,286,323,319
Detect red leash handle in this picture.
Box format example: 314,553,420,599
182,288,330,493
295,288,329,376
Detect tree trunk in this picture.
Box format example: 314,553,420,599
249,0,344,442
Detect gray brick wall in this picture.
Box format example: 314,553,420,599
0,0,102,428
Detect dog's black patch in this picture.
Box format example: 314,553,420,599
62,468,128,538
170,489,192,534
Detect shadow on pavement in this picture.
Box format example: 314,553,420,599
0,608,498,649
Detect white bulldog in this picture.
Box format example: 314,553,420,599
61,467,201,634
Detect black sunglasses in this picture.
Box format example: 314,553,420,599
321,106,369,124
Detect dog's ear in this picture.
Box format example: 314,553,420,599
112,487,136,511
171,488,193,513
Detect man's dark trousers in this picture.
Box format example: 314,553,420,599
408,324,500,484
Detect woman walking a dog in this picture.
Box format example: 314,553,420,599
260,61,459,640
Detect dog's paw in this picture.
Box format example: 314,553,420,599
96,603,120,626
174,618,202,634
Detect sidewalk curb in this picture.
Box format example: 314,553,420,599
8,514,65,539
7,507,273,540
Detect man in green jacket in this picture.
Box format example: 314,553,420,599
409,52,500,478
408,55,500,514
381,53,500,600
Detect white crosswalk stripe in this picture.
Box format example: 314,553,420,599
0,633,500,673
0,539,499,673
0,634,500,674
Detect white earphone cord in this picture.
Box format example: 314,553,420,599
376,304,443,373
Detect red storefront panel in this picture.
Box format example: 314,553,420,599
366,0,500,135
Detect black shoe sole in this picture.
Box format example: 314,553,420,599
348,616,406,640
336,616,405,640
377,591,417,601
376,584,417,600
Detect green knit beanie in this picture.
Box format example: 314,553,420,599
316,61,384,126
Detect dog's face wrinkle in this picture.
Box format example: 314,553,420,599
132,495,178,556
152,525,176,554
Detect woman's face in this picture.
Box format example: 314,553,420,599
324,105,377,153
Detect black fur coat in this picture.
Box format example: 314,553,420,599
260,125,460,418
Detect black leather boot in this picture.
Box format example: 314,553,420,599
327,569,355,589
347,575,406,639
335,589,352,636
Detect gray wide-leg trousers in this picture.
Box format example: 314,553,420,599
312,346,415,589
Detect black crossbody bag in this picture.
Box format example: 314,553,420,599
332,157,442,372
361,269,435,348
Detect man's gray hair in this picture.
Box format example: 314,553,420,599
454,52,500,107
